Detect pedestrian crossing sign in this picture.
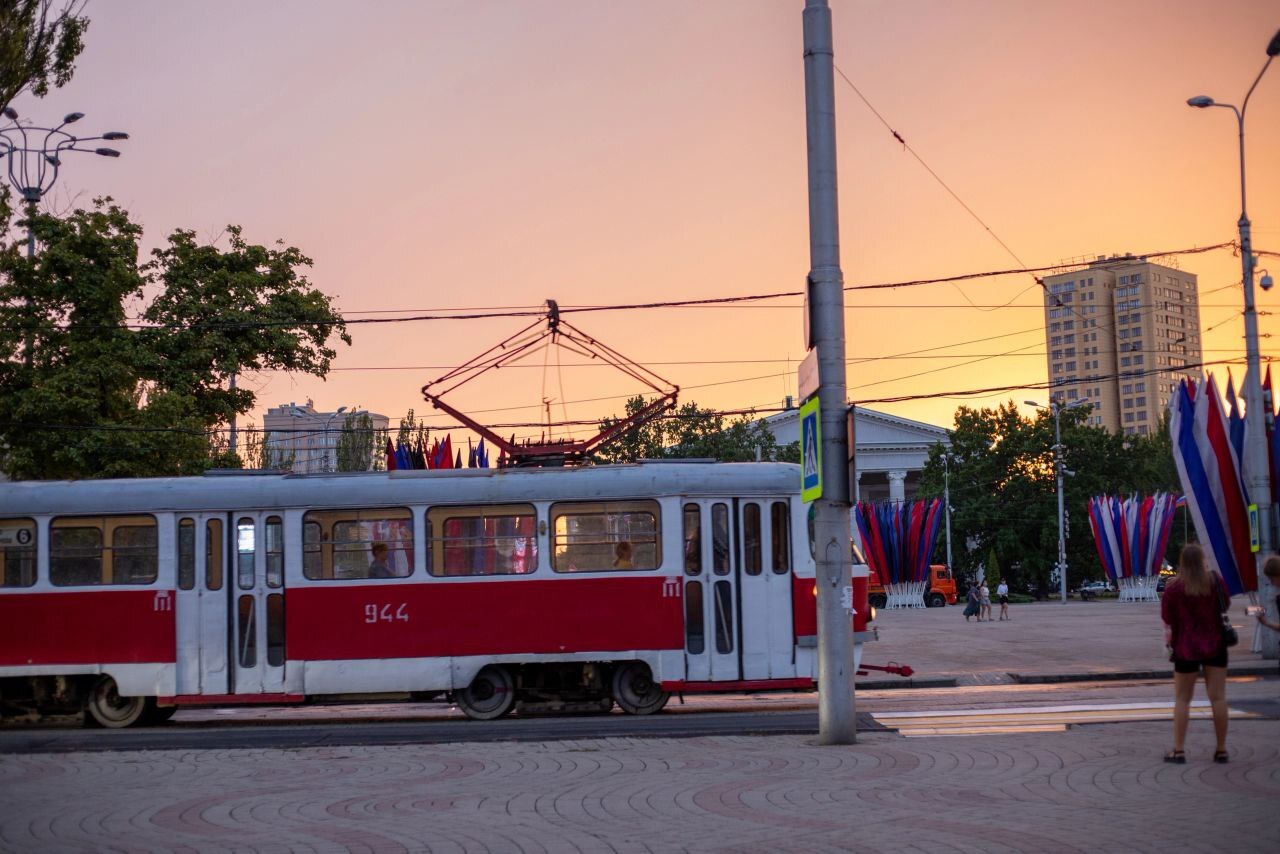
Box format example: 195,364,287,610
800,394,822,502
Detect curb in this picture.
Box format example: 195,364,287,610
1009,664,1278,684
855,677,957,690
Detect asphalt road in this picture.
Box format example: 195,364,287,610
5,677,1276,754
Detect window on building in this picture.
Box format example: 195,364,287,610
551,500,660,573
305,508,414,580
0,518,37,587
50,516,158,586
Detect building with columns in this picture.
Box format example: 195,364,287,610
763,405,949,503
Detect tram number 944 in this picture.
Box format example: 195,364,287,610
364,603,409,624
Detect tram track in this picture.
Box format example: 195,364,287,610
4,678,1277,754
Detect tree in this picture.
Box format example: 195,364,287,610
594,396,779,463
0,199,348,479
916,401,1181,593
0,1,89,111
336,412,376,472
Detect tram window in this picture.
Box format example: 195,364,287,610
683,504,702,576
0,518,37,588
236,519,255,590
177,519,196,590
770,502,791,574
50,516,157,586
303,508,412,580
743,503,762,576
711,503,730,576
713,580,734,654
266,593,285,667
685,580,704,654
428,504,537,576
550,500,659,573
265,517,283,588
237,595,256,667
206,519,224,591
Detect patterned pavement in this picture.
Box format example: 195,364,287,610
3,718,1278,853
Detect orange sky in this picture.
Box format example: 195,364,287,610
17,0,1280,440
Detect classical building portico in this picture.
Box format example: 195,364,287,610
764,405,949,503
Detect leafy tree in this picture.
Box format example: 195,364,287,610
594,396,779,463
0,200,348,479
0,1,89,112
917,401,1181,594
336,412,376,472
241,426,295,471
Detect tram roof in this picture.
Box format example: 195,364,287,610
0,461,803,515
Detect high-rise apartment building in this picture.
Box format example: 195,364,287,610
1042,255,1200,436
263,400,389,472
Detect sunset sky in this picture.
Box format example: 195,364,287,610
17,0,1280,441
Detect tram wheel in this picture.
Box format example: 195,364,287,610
456,665,516,721
85,676,151,729
611,662,669,716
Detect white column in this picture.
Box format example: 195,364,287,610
854,471,862,504
887,470,907,504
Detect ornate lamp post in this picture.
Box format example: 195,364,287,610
0,108,128,365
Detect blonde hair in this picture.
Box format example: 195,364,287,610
1176,543,1212,597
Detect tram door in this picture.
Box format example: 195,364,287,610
682,500,739,683
737,499,795,680
229,513,287,695
174,515,229,695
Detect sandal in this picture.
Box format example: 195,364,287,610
1163,750,1186,764
1213,750,1229,764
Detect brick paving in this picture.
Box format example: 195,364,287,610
869,599,1269,683
3,718,1278,853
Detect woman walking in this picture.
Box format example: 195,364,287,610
963,582,980,622
1160,544,1231,764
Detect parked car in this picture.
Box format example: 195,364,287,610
1075,580,1113,600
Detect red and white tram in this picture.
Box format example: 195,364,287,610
0,461,872,727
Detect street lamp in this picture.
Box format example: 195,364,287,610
941,450,954,575
1026,398,1089,603
1187,27,1280,658
0,109,130,257
288,405,348,472
0,109,129,367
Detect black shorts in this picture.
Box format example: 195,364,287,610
999,595,1009,605
1173,650,1228,673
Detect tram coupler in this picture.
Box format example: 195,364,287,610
856,662,914,678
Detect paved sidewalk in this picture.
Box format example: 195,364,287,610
867,599,1271,685
2,719,1277,852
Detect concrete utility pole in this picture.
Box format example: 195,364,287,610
802,0,856,745
1026,399,1087,602
1187,29,1280,658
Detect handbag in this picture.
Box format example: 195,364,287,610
1215,575,1239,648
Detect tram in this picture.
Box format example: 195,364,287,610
0,461,873,727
